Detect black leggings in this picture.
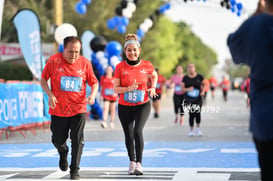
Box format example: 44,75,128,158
173,94,184,115
189,110,201,127
185,99,202,127
253,137,273,181
118,102,151,163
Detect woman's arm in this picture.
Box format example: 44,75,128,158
114,78,139,94
148,70,158,98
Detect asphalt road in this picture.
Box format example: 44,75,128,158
0,89,259,181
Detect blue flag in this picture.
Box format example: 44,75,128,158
13,9,44,79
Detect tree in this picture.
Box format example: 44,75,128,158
1,0,217,78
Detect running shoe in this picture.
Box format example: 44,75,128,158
188,131,194,137
70,169,80,180
101,121,108,128
110,122,115,128
154,112,159,118
59,150,68,171
174,117,178,124
196,129,203,136
128,161,136,175
134,162,143,175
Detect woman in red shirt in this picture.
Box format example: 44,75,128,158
114,34,158,175
100,66,118,128
219,76,230,102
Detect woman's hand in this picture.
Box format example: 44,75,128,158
127,79,140,91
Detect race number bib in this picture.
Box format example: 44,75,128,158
187,88,200,98
156,83,161,89
175,85,182,92
124,90,145,103
104,88,114,95
60,76,82,92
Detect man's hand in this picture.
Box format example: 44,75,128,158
48,95,58,109
87,95,95,105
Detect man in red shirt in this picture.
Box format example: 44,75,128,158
40,36,98,180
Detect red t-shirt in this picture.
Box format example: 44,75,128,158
41,53,98,117
100,75,118,101
114,60,154,106
155,74,165,94
147,74,165,94
209,77,218,88
220,79,230,91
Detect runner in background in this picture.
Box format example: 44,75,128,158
219,75,230,102
182,63,205,137
209,75,218,99
148,68,166,118
100,66,118,128
245,75,251,108
169,65,184,125
202,78,210,105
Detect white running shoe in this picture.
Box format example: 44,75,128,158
128,161,136,175
196,129,203,136
189,131,194,137
101,121,108,128
134,162,143,175
110,122,115,128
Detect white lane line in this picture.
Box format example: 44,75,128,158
42,170,69,179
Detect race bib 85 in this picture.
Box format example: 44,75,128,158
124,90,145,103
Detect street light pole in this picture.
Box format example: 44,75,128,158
54,0,63,26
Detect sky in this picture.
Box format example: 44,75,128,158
165,0,259,68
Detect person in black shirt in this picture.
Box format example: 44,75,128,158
182,64,204,137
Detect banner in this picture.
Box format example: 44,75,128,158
81,30,95,60
12,9,44,79
0,83,44,128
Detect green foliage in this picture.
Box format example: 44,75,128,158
174,22,217,78
0,62,32,80
228,64,250,79
2,0,217,79
2,0,53,42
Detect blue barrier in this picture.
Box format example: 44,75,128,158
0,82,47,128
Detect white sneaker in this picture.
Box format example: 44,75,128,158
189,131,194,137
134,162,143,175
196,130,203,136
101,121,108,128
128,161,136,175
110,122,115,128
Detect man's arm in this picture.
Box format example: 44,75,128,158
40,78,58,109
